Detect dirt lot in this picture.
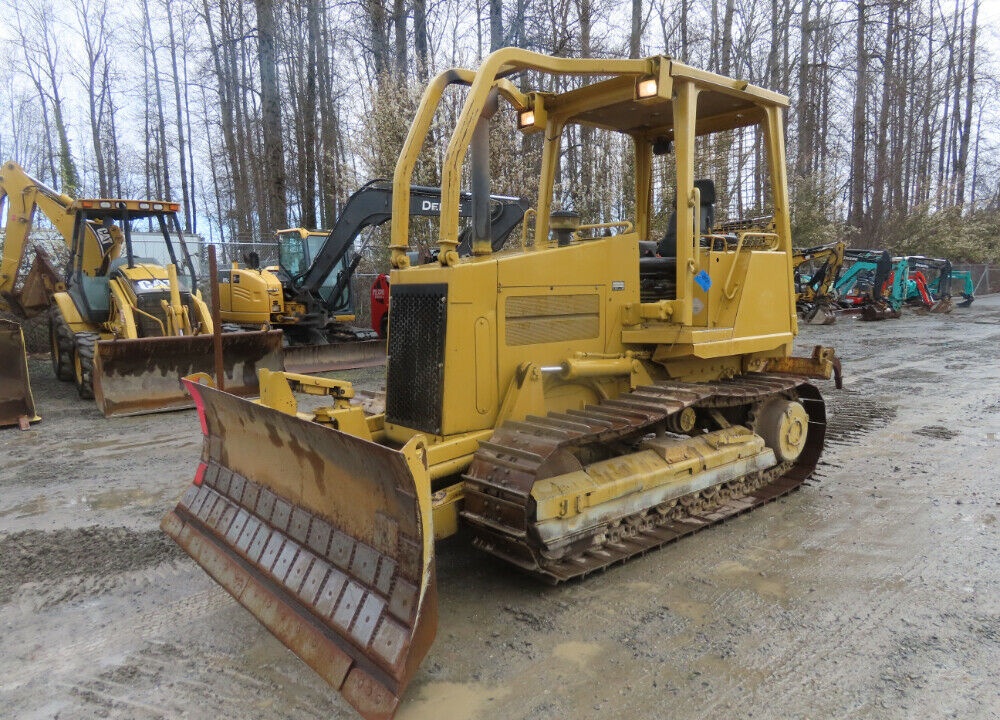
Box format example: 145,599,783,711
2,297,999,720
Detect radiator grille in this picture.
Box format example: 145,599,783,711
385,283,448,434
505,293,599,346
134,291,194,337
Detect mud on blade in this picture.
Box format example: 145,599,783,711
92,330,283,417
162,379,436,720
283,339,387,375
0,320,39,427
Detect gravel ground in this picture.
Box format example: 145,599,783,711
1,297,998,719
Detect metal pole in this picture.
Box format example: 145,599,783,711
207,244,225,391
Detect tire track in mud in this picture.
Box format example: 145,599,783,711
0,526,184,605
822,389,898,448
0,582,234,692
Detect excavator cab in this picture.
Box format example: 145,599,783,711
164,50,839,720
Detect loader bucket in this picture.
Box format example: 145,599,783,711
92,330,283,417
161,378,436,720
283,339,387,375
0,320,39,428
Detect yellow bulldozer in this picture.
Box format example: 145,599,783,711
0,160,282,418
163,50,841,719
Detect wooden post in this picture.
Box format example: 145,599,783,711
207,244,225,390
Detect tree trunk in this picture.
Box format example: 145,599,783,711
414,0,428,80
394,0,407,77
490,0,504,52
165,0,192,231
299,0,320,228
630,0,641,58
142,0,172,201
955,0,979,208
794,0,811,179
848,0,867,233
254,0,287,232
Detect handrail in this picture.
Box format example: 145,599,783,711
435,49,657,266
722,231,779,300
519,208,537,250
572,221,634,241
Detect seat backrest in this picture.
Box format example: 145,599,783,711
656,178,716,257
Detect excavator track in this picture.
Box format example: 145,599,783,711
462,375,825,583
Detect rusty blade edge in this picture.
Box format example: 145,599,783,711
283,341,387,375
164,504,405,711
95,381,266,418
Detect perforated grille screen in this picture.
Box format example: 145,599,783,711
505,294,600,346
385,283,448,434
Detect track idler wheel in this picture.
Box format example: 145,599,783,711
755,398,809,462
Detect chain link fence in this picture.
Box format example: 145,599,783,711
951,264,1000,295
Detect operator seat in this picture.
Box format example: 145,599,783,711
656,178,717,257
638,179,716,302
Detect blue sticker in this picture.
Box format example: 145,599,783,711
694,270,712,291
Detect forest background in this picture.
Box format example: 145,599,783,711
1,0,997,265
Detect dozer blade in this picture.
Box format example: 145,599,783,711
0,319,39,428
92,330,283,417
283,339,387,375
162,378,436,720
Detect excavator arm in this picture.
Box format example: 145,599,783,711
793,241,845,301
0,161,81,316
290,181,528,315
792,241,845,324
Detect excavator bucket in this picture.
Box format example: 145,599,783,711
803,303,837,325
16,250,62,318
283,339,387,375
92,330,284,417
0,319,39,428
162,377,436,720
929,297,954,314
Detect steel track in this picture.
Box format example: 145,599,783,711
461,375,827,583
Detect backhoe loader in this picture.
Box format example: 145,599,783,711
217,181,528,372
793,241,844,325
0,160,282,418
163,50,840,720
